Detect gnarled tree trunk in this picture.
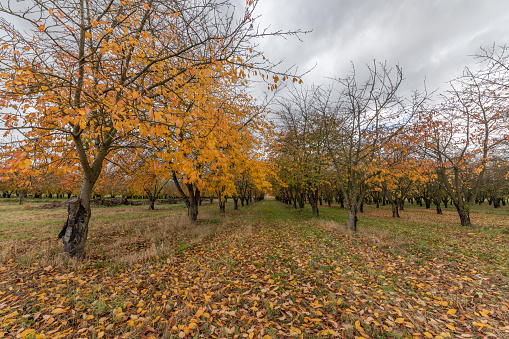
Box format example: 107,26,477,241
58,197,90,258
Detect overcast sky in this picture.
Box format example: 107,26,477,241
251,0,509,96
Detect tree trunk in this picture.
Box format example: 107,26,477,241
186,183,200,221
188,201,198,220
299,192,305,209
58,196,90,258
308,190,319,217
347,206,357,232
359,201,364,213
217,189,226,216
454,203,471,227
391,200,400,218
19,189,27,205
149,199,155,210
398,198,404,211
219,199,225,215
494,198,501,209
172,172,200,221
424,198,431,209
233,197,238,210
434,201,442,215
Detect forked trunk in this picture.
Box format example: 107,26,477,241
172,172,200,222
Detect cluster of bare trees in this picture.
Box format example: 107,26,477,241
272,45,509,229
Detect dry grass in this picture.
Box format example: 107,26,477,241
0,199,224,269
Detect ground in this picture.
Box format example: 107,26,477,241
0,198,508,339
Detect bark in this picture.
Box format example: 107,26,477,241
233,197,238,210
442,198,448,208
19,189,27,205
188,200,199,221
299,192,305,209
58,197,90,258
149,199,155,210
172,172,200,221
454,203,472,227
218,199,226,215
424,197,431,209
391,200,400,218
398,198,404,211
435,202,442,215
186,184,200,221
308,189,319,217
347,207,357,232
217,190,226,216
494,198,501,209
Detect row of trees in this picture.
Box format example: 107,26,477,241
0,165,266,210
0,0,297,256
271,46,509,230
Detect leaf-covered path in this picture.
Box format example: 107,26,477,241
1,200,508,338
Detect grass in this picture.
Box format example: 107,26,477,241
0,198,508,338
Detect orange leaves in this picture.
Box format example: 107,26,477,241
142,3,151,11
446,308,457,315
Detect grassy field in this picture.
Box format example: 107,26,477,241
0,198,508,339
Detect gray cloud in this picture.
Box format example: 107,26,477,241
253,0,509,95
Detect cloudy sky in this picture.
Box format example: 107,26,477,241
251,0,509,96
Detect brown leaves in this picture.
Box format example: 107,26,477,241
1,201,509,338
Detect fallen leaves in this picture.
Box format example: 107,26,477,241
0,201,508,338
